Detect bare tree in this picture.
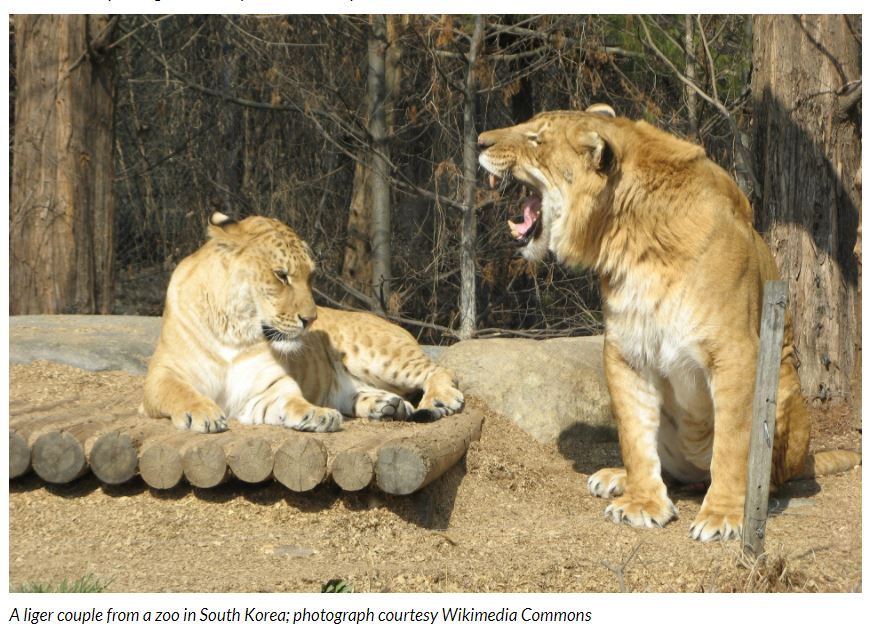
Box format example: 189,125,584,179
16,14,762,345
458,15,485,339
368,14,392,311
11,15,117,314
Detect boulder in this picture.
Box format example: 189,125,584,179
10,315,161,375
437,336,615,444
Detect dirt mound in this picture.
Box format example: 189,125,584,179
8,361,862,592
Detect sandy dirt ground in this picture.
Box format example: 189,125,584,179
8,361,863,593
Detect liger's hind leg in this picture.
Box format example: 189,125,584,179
351,386,415,422
333,313,464,421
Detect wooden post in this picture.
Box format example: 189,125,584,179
742,280,789,558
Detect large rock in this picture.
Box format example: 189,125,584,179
10,315,161,375
437,336,615,444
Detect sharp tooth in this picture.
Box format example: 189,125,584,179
489,174,498,189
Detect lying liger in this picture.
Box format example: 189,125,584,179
478,105,860,542
141,213,463,433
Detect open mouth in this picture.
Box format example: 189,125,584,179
510,194,542,245
488,174,542,246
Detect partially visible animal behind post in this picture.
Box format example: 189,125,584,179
478,105,860,542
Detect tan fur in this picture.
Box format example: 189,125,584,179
142,213,463,433
479,108,859,541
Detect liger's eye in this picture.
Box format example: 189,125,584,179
273,269,289,284
527,134,541,146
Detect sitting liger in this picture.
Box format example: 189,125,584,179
478,104,860,541
141,212,463,433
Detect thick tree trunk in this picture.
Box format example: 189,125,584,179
11,15,116,314
9,15,113,314
751,14,861,404
458,16,484,339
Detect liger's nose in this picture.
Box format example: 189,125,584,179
299,313,317,329
477,132,495,149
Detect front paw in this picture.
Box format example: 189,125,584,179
587,467,626,498
604,493,678,529
689,506,743,542
284,406,343,433
171,401,227,433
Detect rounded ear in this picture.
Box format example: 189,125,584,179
586,103,616,118
207,211,240,239
571,129,615,174
210,211,237,226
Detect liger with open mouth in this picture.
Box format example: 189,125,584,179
475,103,859,544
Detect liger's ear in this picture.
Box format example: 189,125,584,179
207,211,240,239
571,128,615,174
210,211,237,227
585,103,617,118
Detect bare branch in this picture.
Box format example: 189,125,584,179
637,16,761,197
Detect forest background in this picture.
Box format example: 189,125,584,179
8,14,862,411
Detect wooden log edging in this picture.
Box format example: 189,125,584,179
9,407,140,483
274,436,328,492
376,411,484,495
9,430,31,479
88,419,170,485
330,433,388,492
9,409,484,495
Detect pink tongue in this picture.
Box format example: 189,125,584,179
512,196,541,238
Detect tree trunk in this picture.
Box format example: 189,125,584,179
341,161,374,299
683,15,699,138
368,15,391,311
217,17,243,216
458,16,484,339
750,14,861,404
11,15,116,314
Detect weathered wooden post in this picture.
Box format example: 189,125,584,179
742,280,789,558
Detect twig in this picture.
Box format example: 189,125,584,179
696,16,720,103
601,541,644,593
